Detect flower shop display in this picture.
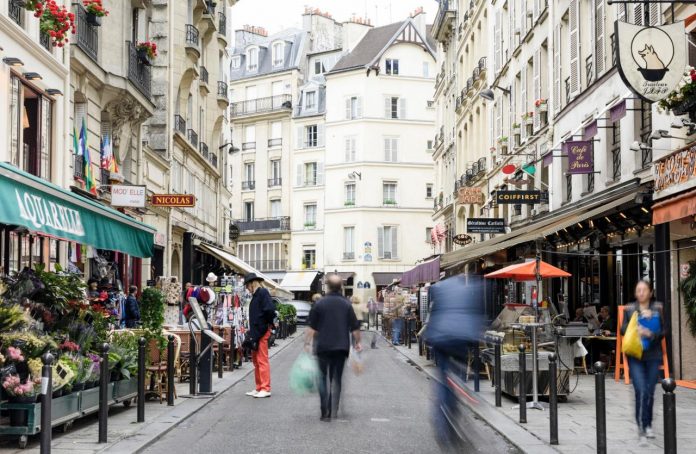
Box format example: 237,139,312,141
658,66,696,120
82,0,108,26
136,41,158,65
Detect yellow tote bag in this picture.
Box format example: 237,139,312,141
622,312,643,359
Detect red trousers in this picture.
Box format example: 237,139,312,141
252,330,271,392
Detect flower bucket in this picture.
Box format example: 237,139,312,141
137,48,152,66
537,103,547,112
86,12,102,26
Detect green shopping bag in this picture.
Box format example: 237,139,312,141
289,352,319,395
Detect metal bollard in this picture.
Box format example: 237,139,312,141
473,342,481,392
494,342,502,407
217,342,224,379
99,343,110,443
40,353,54,454
189,334,196,396
518,344,527,424
662,378,677,454
594,361,607,454
137,337,145,422
549,354,558,445
167,335,175,406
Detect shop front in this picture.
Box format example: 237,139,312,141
280,271,322,301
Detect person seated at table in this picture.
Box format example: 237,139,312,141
598,306,614,336
574,308,587,323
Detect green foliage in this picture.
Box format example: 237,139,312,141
140,288,166,351
0,304,27,332
0,331,57,359
679,260,696,336
108,332,139,380
33,264,87,315
276,303,297,323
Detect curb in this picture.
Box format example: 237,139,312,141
103,332,303,453
385,334,560,454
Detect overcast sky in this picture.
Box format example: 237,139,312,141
229,0,439,43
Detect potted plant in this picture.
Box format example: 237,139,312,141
83,0,108,26
136,41,158,66
304,222,316,229
383,199,397,206
512,122,521,133
522,111,534,125
2,375,39,426
534,98,548,112
659,66,696,121
497,136,508,145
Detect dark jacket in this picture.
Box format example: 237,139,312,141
309,292,360,354
248,287,275,341
123,294,141,328
620,301,665,361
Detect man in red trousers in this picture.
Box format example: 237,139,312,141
244,273,275,398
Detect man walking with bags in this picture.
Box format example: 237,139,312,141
244,273,276,398
305,274,362,421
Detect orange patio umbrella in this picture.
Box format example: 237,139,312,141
484,260,571,281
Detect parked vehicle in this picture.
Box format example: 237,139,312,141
288,300,312,324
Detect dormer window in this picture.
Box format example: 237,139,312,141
305,91,317,110
231,56,241,69
272,42,284,67
247,47,259,72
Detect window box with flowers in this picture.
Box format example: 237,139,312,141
344,201,355,207
25,0,76,48
512,122,521,133
534,98,547,112
83,0,108,26
136,41,158,66
304,222,316,229
383,199,397,206
521,111,534,125
658,66,696,121
496,136,508,145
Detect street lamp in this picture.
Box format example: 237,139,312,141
348,171,361,180
479,85,511,101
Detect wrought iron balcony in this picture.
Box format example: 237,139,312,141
217,81,227,97
200,66,209,84
241,180,255,190
127,41,152,99
174,114,186,135
187,129,198,148
73,154,85,180
268,178,282,187
218,12,227,32
231,94,292,117
185,24,199,46
40,32,51,52
233,217,290,233
200,142,209,159
9,0,22,25
209,153,218,168
76,5,98,61
268,138,282,148
432,0,457,43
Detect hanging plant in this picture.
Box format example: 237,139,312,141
83,0,108,17
26,0,76,47
136,41,158,59
679,260,696,336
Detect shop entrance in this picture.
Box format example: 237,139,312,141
676,239,696,380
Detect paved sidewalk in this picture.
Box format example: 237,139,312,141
0,330,302,454
388,335,696,454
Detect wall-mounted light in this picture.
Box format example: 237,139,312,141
3,57,24,66
348,171,361,180
46,88,63,96
23,72,42,80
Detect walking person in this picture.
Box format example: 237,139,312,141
244,273,275,398
621,280,665,444
305,274,362,421
123,285,141,328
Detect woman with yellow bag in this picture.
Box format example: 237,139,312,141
620,280,665,445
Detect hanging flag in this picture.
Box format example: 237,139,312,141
72,125,84,182
80,118,98,195
100,135,119,173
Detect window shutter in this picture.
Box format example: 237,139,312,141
296,126,303,148
509,0,515,52
553,25,561,114
494,10,502,72
521,68,527,140
384,138,390,161
519,0,527,40
399,98,407,120
617,3,626,22
533,50,541,131
495,102,502,146
384,97,391,118
317,162,324,185
296,163,302,186
391,227,398,259
377,227,384,258
595,0,605,77
345,98,351,119
393,138,399,162
534,0,540,21
569,0,581,98
649,3,660,25
356,97,362,118
633,3,643,25
317,124,325,147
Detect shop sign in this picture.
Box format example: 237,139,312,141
452,234,473,246
654,144,696,193
364,253,373,262
150,194,196,207
111,185,146,208
457,187,483,204
564,141,594,174
228,224,240,241
615,20,687,102
495,190,547,204
467,218,506,234
154,232,166,247
14,189,85,237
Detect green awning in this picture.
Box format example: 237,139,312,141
0,162,155,258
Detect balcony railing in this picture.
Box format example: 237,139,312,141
127,41,152,99
200,142,209,159
217,81,227,97
218,12,227,32
101,168,110,185
268,178,282,187
209,153,218,168
268,138,282,147
9,0,22,25
76,5,98,61
231,94,292,117
187,129,198,148
241,180,255,190
40,32,51,51
200,66,209,84
343,252,355,260
185,24,199,47
73,154,85,180
433,0,457,43
234,217,290,233
174,114,186,134
204,0,215,16
242,142,256,151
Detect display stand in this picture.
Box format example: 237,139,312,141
181,298,224,399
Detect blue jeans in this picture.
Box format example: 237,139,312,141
392,318,403,345
627,357,661,431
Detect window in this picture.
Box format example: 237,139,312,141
302,247,316,269
11,77,52,180
386,59,399,75
384,96,406,119
305,91,317,109
246,47,259,71
611,119,621,181
384,137,399,162
270,159,281,183
383,182,397,205
344,227,355,257
270,199,282,218
426,184,433,199
422,61,430,78
272,42,284,67
271,121,281,139
244,201,254,221
172,160,182,192
304,204,317,228
426,227,433,243
243,125,255,148
306,125,318,147
304,162,317,186
314,60,326,75
378,226,398,259
243,162,255,189
345,96,361,120
231,56,240,69
639,100,653,168
344,136,356,162
345,183,356,205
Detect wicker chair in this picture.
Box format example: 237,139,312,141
145,332,181,403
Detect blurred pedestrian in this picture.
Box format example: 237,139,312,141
305,274,362,421
123,285,141,328
351,295,366,328
425,274,485,448
367,297,376,329
621,280,665,444
244,273,275,398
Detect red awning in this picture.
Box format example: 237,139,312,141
400,257,440,287
485,260,571,282
652,189,696,225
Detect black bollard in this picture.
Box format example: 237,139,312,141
662,378,677,454
137,338,145,423
594,361,607,454
473,342,481,392
217,342,224,379
167,335,175,406
494,342,502,407
189,334,196,396
549,354,558,445
518,344,527,424
40,353,54,454
99,343,110,443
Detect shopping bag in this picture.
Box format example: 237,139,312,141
289,352,319,395
621,312,643,359
349,347,364,376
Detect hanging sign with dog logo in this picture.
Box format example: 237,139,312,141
615,20,687,102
